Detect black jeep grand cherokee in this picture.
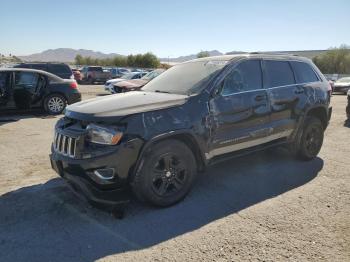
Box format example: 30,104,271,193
50,54,332,209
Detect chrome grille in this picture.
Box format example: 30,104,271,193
54,132,77,158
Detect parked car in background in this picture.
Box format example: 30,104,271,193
333,77,350,94
328,80,334,92
112,69,165,93
104,72,147,93
346,89,350,120
72,68,82,83
14,62,74,79
80,66,111,84
109,68,130,78
0,68,81,114
50,54,331,209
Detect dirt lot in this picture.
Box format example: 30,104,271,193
0,86,349,262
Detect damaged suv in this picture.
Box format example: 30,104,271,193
50,54,332,209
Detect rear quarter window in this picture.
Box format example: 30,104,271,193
290,61,319,83
48,64,72,74
264,60,295,88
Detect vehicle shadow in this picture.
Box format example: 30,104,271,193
0,149,323,262
0,110,58,126
344,119,350,128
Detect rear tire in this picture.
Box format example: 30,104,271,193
44,94,67,115
290,116,324,160
131,139,197,207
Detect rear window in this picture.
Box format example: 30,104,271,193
31,64,47,71
88,67,103,72
290,61,319,83
48,64,72,74
264,60,295,88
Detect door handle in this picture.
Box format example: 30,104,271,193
254,95,266,101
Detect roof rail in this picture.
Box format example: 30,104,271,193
248,52,299,56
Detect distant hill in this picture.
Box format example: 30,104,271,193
17,48,334,64
19,48,122,62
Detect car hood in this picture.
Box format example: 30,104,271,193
65,91,188,119
334,82,350,86
113,79,149,89
106,78,124,84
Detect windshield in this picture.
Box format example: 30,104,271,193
122,73,137,80
141,69,164,81
142,60,228,95
336,77,350,83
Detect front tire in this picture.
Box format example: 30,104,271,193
44,94,67,115
131,139,197,207
290,117,324,160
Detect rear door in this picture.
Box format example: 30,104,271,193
0,72,12,108
207,59,271,159
263,59,303,137
13,71,40,109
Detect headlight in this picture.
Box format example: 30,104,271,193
347,89,350,96
86,124,123,145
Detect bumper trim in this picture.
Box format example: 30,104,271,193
50,156,130,210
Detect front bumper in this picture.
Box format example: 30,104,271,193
49,137,143,209
333,85,350,93
50,153,130,209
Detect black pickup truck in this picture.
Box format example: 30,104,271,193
50,54,332,210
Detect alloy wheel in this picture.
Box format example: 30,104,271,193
151,153,188,197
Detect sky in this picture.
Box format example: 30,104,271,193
0,0,349,58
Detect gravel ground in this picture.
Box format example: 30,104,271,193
0,86,349,262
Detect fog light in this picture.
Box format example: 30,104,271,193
94,168,115,180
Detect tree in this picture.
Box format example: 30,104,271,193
313,45,350,74
197,51,210,58
75,54,84,65
74,52,161,68
142,52,160,68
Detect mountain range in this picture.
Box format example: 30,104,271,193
18,48,122,63
18,48,329,63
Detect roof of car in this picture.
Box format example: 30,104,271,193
0,68,64,81
187,53,312,63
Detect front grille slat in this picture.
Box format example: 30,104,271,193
53,131,77,158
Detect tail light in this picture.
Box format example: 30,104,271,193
70,81,78,89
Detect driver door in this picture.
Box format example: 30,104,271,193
207,59,271,159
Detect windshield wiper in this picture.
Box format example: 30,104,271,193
154,90,170,94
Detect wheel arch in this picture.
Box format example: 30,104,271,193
42,92,68,113
305,106,328,129
42,92,68,105
133,130,207,179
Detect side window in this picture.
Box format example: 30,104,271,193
290,61,319,83
14,72,39,92
0,72,10,98
264,60,295,88
221,60,262,95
